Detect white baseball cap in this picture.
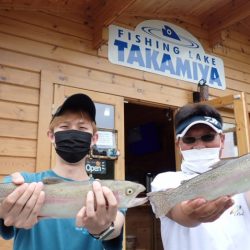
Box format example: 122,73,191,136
176,115,223,138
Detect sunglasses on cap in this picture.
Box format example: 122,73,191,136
181,133,218,145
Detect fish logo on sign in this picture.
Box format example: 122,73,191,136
108,20,226,90
142,25,199,49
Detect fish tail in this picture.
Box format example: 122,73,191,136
0,182,16,202
147,189,177,218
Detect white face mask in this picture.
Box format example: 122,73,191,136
181,147,221,175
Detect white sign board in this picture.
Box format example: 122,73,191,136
96,131,115,148
108,20,226,90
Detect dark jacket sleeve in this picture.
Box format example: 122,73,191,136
0,219,15,240
102,208,126,250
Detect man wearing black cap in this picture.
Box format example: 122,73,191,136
0,93,125,250
151,103,250,250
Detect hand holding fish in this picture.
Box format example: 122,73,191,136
1,176,146,220
76,181,123,239
0,172,45,229
148,153,250,219
169,196,234,227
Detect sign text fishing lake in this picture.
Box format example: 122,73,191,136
108,20,225,90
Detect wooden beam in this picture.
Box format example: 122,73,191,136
233,92,250,155
205,0,250,45
232,21,250,39
208,30,229,47
0,3,83,15
36,71,54,172
202,94,238,108
207,0,250,32
123,12,202,28
93,0,136,49
202,93,250,156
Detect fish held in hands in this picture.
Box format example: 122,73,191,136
148,153,250,218
0,178,147,218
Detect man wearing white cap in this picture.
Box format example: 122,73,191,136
151,103,250,250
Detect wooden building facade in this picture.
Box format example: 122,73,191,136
0,0,250,249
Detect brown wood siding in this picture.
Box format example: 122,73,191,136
0,7,249,250
0,10,249,179
0,10,250,180
0,66,39,179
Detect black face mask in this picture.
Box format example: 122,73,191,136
54,130,92,163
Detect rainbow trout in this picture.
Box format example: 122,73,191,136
0,178,147,218
148,153,250,218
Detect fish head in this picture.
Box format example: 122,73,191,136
111,180,147,208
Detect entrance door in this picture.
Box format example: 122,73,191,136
37,81,125,180
36,76,126,248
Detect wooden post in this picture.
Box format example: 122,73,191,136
203,93,250,156
233,92,250,155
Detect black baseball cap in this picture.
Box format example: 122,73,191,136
51,93,96,123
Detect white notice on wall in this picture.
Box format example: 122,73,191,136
96,131,115,148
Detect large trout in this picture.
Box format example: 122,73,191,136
148,153,250,218
0,178,147,218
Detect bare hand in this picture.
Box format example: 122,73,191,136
181,196,234,223
76,180,118,234
0,172,45,229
